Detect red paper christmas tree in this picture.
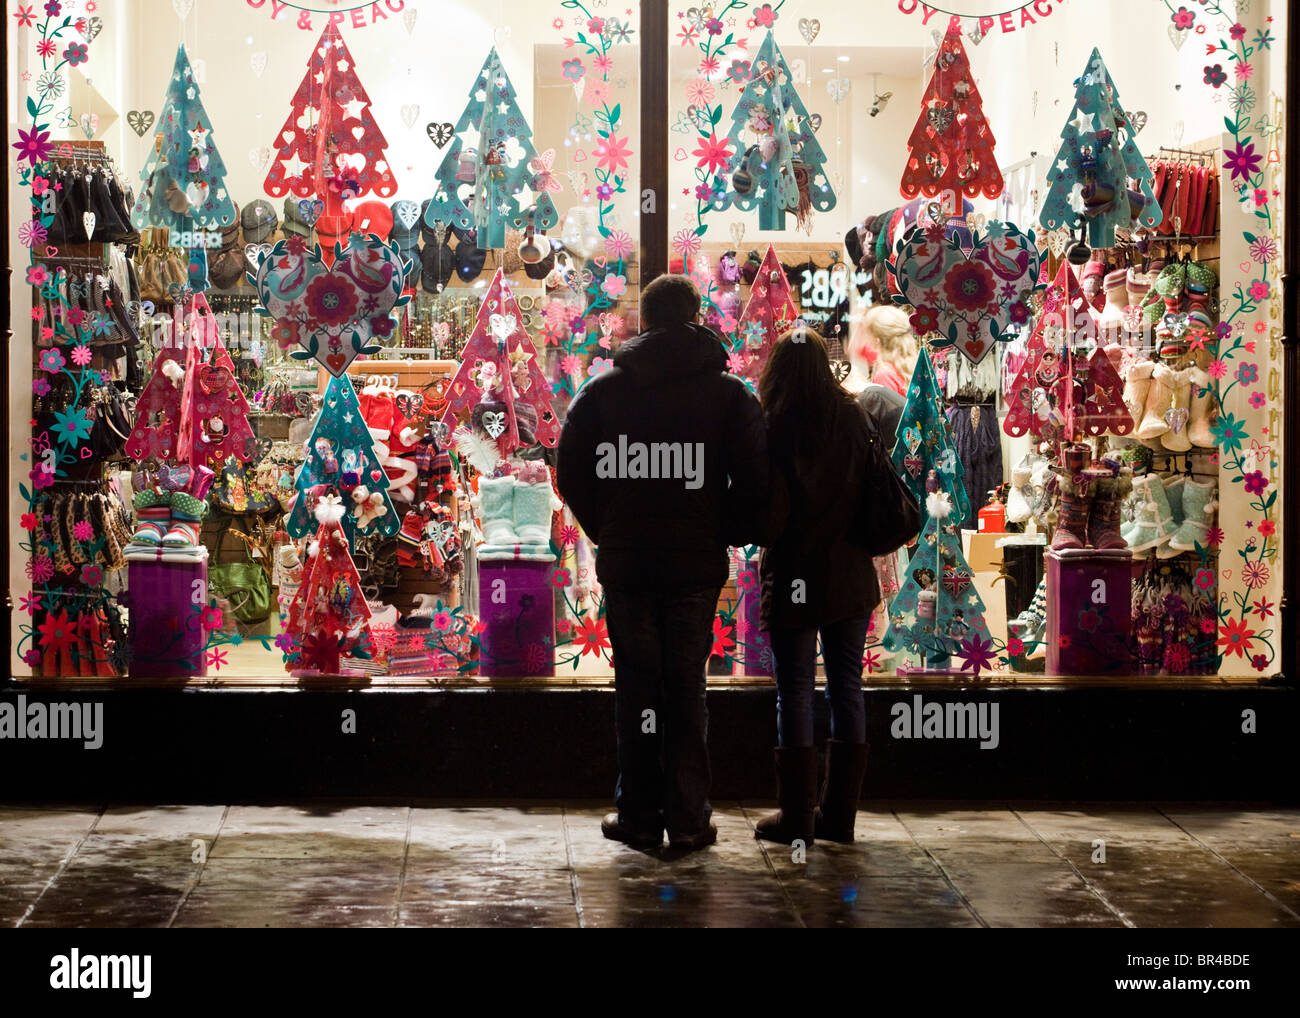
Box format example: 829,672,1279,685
126,301,256,469
440,268,560,453
263,23,397,207
1002,262,1133,441
730,244,800,380
284,493,375,676
900,21,1003,201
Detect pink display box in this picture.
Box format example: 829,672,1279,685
735,557,773,676
128,554,209,678
478,560,555,678
1045,548,1133,675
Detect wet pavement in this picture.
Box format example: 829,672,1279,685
2,803,1297,927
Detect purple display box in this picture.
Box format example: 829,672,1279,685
1045,548,1133,676
735,558,773,676
128,554,209,678
478,559,556,678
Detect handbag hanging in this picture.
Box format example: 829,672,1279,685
205,514,273,625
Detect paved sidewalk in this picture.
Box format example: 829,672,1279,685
2,804,1297,927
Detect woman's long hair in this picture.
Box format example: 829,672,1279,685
759,327,860,458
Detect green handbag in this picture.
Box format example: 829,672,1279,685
207,516,273,625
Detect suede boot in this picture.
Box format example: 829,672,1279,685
477,475,519,545
1137,363,1176,441
755,746,818,846
814,740,870,843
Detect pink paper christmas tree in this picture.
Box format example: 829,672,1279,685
730,244,800,380
440,268,560,454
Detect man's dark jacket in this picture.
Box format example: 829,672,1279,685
556,322,769,590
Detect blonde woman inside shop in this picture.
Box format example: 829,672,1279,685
845,304,919,397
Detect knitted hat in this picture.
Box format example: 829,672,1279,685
1126,267,1151,299
1103,268,1127,292
241,200,278,243
351,199,393,241
316,209,355,253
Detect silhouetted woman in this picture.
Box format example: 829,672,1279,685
755,328,880,845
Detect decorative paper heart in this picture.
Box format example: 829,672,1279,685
402,7,417,33
481,410,507,439
426,122,454,148
927,105,954,133
890,220,1043,364
173,0,194,19
488,313,517,341
729,222,745,246
827,78,850,104
250,51,267,78
81,15,103,42
82,212,96,239
244,243,272,266
395,203,419,230
1127,110,1148,135
255,233,408,377
941,565,972,597
1046,230,1068,258
395,392,424,418
297,198,324,226
126,109,154,137
903,453,924,478
1165,406,1190,434
806,112,823,133
400,104,419,129
197,364,234,396
1167,24,1190,50
249,147,272,175
798,18,821,44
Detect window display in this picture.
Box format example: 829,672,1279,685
5,0,1287,685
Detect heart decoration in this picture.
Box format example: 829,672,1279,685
927,104,955,134
81,16,103,43
173,0,194,20
889,220,1043,365
1165,406,1190,434
1127,110,1148,135
806,112,823,134
297,198,324,226
255,232,409,377
941,565,972,597
903,453,924,478
395,202,420,230
673,147,688,162
197,364,234,396
1167,24,1190,51
426,122,454,148
126,109,155,137
79,113,98,139
798,18,821,44
82,212,96,240
481,410,507,439
244,243,272,266
250,51,268,78
1046,230,1069,258
400,104,420,129
402,7,417,33
249,147,272,175
827,78,850,104
395,391,424,418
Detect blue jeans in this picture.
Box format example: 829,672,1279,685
603,585,720,838
769,615,870,748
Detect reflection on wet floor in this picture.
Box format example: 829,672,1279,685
2,804,1297,927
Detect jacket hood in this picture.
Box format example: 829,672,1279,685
613,322,728,384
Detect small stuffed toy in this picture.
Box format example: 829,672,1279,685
161,358,185,387
351,485,388,529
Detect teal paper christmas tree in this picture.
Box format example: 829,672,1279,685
714,31,836,231
287,375,400,545
424,47,559,251
1039,49,1162,247
890,348,971,530
881,488,994,670
131,45,237,232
